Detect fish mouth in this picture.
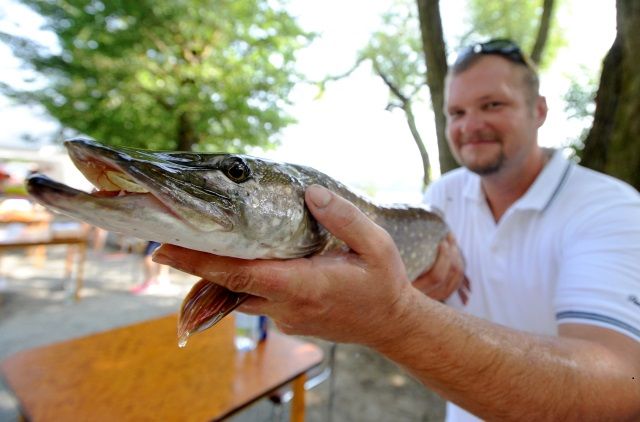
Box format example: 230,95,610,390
26,173,166,214
27,138,233,233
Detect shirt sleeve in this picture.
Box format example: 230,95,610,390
554,193,640,342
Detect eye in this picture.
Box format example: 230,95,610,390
221,157,251,183
447,108,464,120
483,101,503,110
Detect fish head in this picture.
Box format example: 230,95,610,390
27,138,327,258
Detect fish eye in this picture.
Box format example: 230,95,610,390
222,157,251,183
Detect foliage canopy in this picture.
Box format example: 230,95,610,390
0,0,311,151
464,0,563,67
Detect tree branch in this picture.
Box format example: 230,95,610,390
372,62,431,187
372,61,409,104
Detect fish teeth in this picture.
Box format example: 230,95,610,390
105,171,149,193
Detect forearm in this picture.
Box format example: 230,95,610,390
373,288,640,421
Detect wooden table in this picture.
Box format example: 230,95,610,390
0,206,52,225
1,314,324,421
0,219,88,300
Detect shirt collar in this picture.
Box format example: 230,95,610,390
462,148,573,212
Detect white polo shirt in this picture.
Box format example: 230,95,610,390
424,149,640,422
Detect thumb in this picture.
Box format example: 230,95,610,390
305,184,391,257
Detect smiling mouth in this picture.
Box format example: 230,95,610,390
462,137,499,145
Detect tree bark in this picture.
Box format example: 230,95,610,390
177,112,198,151
581,0,640,190
579,35,622,172
415,0,458,174
604,0,640,189
530,0,555,64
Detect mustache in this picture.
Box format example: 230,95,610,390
461,131,499,143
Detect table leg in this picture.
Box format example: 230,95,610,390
64,245,75,279
74,242,87,302
31,245,46,268
290,373,306,422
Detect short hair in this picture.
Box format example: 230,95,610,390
449,39,540,104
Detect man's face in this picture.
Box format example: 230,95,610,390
444,56,547,176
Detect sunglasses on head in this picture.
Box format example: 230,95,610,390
454,39,530,67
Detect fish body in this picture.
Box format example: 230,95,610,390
27,138,449,344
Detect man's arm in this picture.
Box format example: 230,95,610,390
154,185,640,420
375,289,640,420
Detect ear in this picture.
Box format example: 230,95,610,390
535,96,548,128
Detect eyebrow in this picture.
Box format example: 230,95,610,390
447,94,504,107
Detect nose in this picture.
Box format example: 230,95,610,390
459,111,486,134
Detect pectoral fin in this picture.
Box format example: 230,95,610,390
177,279,247,347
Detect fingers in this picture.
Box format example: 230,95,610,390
412,233,467,302
457,277,470,305
430,237,457,284
305,185,394,258
153,244,294,301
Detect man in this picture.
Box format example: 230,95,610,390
154,40,640,420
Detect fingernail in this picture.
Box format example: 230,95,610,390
307,184,331,209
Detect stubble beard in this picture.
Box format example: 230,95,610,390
456,135,506,176
464,150,506,176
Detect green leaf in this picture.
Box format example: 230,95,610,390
1,0,311,152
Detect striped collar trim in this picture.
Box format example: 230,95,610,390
463,148,574,213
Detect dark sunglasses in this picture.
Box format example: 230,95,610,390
454,39,530,67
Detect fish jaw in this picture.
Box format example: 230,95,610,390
26,174,244,254
27,174,310,259
64,138,236,233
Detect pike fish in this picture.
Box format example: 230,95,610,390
27,138,449,346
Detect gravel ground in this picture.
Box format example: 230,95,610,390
0,245,445,421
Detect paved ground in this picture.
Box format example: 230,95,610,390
0,245,445,421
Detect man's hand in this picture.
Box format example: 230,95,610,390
412,233,470,304
153,184,415,346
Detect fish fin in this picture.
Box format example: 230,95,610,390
177,279,247,346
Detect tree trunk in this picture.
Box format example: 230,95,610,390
177,112,198,151
530,0,555,65
605,0,640,189
579,35,622,172
581,0,640,190
415,0,458,174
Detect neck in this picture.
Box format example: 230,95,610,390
481,147,549,221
